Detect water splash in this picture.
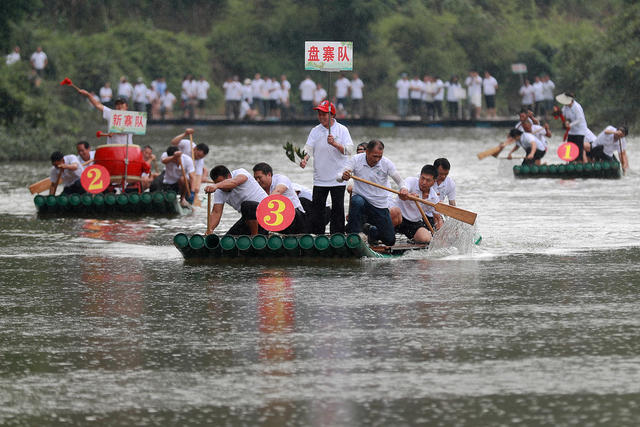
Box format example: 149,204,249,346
427,219,480,257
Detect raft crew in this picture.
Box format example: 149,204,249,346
78,90,133,146
506,128,546,165
161,146,195,205
556,92,588,162
205,165,267,236
433,158,457,206
170,128,210,197
390,164,442,244
585,125,629,172
341,139,406,246
141,145,160,191
299,100,353,235
252,162,306,234
49,151,85,195
75,141,95,163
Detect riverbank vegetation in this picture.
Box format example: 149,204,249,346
1,0,637,161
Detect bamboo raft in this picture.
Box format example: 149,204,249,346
34,190,193,217
513,160,621,179
173,233,428,261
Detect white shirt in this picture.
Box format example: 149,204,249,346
117,82,133,99
585,128,597,144
528,124,548,149
299,78,317,101
269,80,281,101
593,126,627,157
350,78,364,99
162,92,176,109
304,120,353,187
562,101,588,135
251,78,264,99
516,132,545,152
445,82,461,102
532,81,545,102
161,152,195,185
213,169,267,212
49,155,83,187
434,176,456,203
519,84,535,105
76,151,95,164
99,86,112,102
196,80,210,100
314,88,327,105
542,79,555,100
465,75,482,96
409,79,424,100
396,79,410,99
433,79,445,101
280,79,291,102
422,80,434,102
392,176,438,221
102,107,133,145
335,77,350,98
482,76,498,96
223,81,243,101
270,174,304,212
30,51,47,69
133,83,148,104
344,153,404,209
241,84,253,103
6,51,20,65
177,139,205,175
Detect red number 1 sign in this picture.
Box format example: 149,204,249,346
557,142,579,162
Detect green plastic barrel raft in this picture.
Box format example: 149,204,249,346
174,233,371,260
513,161,621,179
34,191,192,216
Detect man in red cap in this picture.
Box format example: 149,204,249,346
299,100,354,234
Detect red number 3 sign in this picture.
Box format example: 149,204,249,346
257,195,295,232
81,165,111,194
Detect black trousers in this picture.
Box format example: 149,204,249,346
227,201,267,235
310,186,345,234
567,134,585,161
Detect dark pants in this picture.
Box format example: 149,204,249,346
433,100,443,119
448,101,458,118
301,100,313,118
589,145,614,162
310,186,345,234
281,208,307,234
521,147,547,165
567,134,585,161
62,179,86,195
396,216,435,239
346,194,395,246
227,201,266,235
300,197,330,232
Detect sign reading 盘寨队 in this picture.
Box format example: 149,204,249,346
305,41,353,71
108,111,147,135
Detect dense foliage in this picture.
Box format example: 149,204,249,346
1,0,638,161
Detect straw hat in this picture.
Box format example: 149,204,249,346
555,92,575,105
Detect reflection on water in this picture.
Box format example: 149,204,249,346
1,126,639,426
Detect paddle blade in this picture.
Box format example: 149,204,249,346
477,144,503,160
433,202,477,225
29,178,51,194
60,77,73,86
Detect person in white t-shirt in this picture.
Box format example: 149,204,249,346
432,76,445,120
99,82,113,108
585,125,629,171
340,140,407,246
252,162,306,234
223,76,243,120
409,75,424,117
389,164,443,243
334,73,351,115
30,46,47,77
506,128,546,165
557,91,588,162
6,46,20,66
313,83,327,107
133,78,148,113
196,76,210,118
75,141,95,163
251,73,265,118
117,76,133,103
204,165,268,236
433,158,456,206
77,88,134,146
170,128,210,195
465,71,482,119
299,75,317,118
161,145,196,205
541,74,555,119
519,79,535,111
482,71,498,118
532,76,546,117
299,100,353,234
161,90,176,120
48,151,84,195
445,76,462,119
279,75,292,120
422,75,435,121
396,73,410,119
350,73,364,118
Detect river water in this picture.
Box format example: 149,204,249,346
1,125,639,426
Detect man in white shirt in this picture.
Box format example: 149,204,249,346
542,74,555,119
48,151,84,195
170,129,210,196
99,82,113,108
350,73,364,118
299,75,317,118
506,129,546,165
223,76,243,120
341,140,407,246
432,75,445,120
532,76,545,117
253,162,306,234
117,76,133,103
133,77,148,113
422,75,435,121
313,83,327,107
299,100,353,234
204,165,267,236
76,141,95,163
482,71,498,118
519,79,535,111
78,88,134,146
280,75,292,120
334,73,351,116
6,46,20,65
161,91,176,120
389,164,443,243
196,76,210,118
557,91,588,162
251,73,265,118
585,125,629,171
433,158,457,206
161,146,196,205
409,75,424,117
396,73,410,119
465,71,482,119
30,46,47,77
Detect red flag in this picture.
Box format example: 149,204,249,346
60,78,73,86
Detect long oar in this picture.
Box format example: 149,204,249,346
51,168,64,195
207,192,211,231
29,159,93,194
414,201,435,234
477,139,511,160
178,157,191,199
351,175,477,225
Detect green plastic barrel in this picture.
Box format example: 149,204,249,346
164,191,177,203
128,192,141,205
141,192,152,204
520,165,530,175
267,235,284,251
188,234,207,257
298,234,315,254
282,235,299,256
540,165,549,175
574,163,584,173
45,194,57,208
116,194,128,206
235,235,252,252
152,192,165,204
69,194,81,209
346,233,363,254
558,164,567,174
251,234,268,251
530,165,539,174
173,233,191,257
205,234,222,256
314,235,331,254
57,194,69,209
513,165,521,175
584,163,594,172
93,193,105,208
220,235,237,256
566,164,576,173
105,193,116,206
329,233,346,249
34,195,46,210
81,193,93,207
549,164,558,174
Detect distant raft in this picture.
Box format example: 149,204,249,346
34,190,192,217
513,160,621,179
173,233,428,261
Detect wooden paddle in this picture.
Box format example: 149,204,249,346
207,192,211,231
178,156,191,197
414,200,435,234
51,168,63,195
189,133,202,207
351,175,477,225
477,139,512,160
29,159,94,194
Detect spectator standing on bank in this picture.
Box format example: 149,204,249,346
334,73,351,115
445,76,462,119
533,76,545,117
280,74,291,120
223,75,243,120
350,72,364,118
314,83,327,107
30,46,47,78
409,75,424,117
465,70,482,119
251,73,265,119
6,46,20,65
422,75,435,121
432,75,444,120
196,75,210,118
519,79,535,112
299,75,317,118
133,77,148,112
161,90,176,120
482,71,498,118
542,74,555,120
396,73,410,119
117,76,133,103
99,82,113,109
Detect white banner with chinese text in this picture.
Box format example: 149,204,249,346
305,41,353,71
108,111,147,135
